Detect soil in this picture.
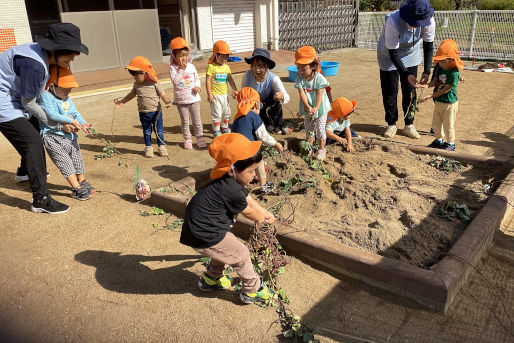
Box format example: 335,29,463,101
0,49,513,342
258,140,493,268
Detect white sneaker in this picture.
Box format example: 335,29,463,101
403,125,420,139
384,125,397,138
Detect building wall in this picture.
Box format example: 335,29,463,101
196,0,214,50
0,0,32,52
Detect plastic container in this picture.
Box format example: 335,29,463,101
287,61,341,82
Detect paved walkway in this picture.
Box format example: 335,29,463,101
74,49,295,94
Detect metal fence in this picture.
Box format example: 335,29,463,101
278,0,358,52
358,10,514,60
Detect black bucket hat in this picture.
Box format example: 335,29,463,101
244,48,276,70
399,0,434,28
37,23,89,55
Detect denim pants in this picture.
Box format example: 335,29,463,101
139,110,164,146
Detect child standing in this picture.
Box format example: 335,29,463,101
231,87,284,194
294,46,331,160
180,133,275,304
325,97,357,153
420,39,463,151
206,40,238,137
168,37,205,149
40,65,94,200
115,56,171,158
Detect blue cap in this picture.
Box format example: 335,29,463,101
399,0,434,27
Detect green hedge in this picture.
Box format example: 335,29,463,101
430,0,455,10
477,0,514,10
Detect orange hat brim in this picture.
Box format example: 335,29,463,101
327,100,357,124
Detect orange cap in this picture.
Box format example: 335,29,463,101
326,97,357,124
208,133,262,180
295,46,317,65
235,87,260,120
433,39,463,71
46,65,78,89
125,56,159,82
208,40,231,64
170,37,189,51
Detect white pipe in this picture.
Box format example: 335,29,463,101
271,0,279,51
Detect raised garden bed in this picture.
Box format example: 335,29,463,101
151,138,513,312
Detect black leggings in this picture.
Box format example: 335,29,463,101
380,66,418,126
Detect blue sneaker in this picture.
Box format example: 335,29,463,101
214,130,222,138
221,127,231,134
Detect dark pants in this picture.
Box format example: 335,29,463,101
259,97,283,130
0,117,49,200
380,66,418,126
139,110,164,147
326,128,359,145
18,115,46,175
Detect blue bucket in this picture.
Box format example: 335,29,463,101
287,62,340,82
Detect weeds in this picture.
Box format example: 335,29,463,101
430,156,464,172
262,146,280,159
165,218,184,231
298,140,330,178
139,207,166,216
279,176,316,192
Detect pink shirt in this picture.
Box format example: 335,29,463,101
169,55,201,104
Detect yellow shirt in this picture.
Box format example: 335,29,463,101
207,63,231,96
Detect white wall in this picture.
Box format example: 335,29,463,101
0,0,32,51
196,0,214,50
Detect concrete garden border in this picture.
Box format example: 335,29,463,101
151,141,513,312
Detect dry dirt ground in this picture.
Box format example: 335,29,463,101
0,49,513,342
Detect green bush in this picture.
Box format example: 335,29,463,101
430,0,455,10
360,0,396,11
477,0,514,9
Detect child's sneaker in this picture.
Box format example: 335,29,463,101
316,148,326,161
220,127,231,134
260,181,275,194
240,281,274,304
427,139,443,149
72,186,92,201
282,121,294,134
196,136,207,148
80,180,95,194
184,139,193,150
158,145,169,157
144,146,154,158
214,130,222,138
197,272,232,291
442,142,456,151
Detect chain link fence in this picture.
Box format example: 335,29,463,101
358,10,514,60
278,0,358,52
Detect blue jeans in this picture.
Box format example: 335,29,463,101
139,110,164,147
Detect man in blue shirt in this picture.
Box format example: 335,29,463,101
0,23,88,213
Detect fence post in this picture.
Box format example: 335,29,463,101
469,9,478,58
353,0,360,47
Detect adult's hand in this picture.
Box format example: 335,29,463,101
419,73,430,85
273,91,284,102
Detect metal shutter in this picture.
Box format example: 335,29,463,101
211,0,255,52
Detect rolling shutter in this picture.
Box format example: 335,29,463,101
211,0,255,52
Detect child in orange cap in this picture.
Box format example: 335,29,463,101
115,56,172,158
169,37,205,149
231,87,284,194
180,133,275,304
325,97,357,153
39,65,95,200
294,46,331,161
420,39,463,151
206,40,238,137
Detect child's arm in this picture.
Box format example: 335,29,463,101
241,195,276,224
255,124,284,151
311,88,324,116
40,98,81,130
344,127,355,153
206,75,214,103
298,88,312,115
326,129,346,144
159,91,172,107
227,74,238,98
68,100,92,133
192,66,201,94
114,88,136,108
420,84,452,103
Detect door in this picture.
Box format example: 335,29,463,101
212,0,255,53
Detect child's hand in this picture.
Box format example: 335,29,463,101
192,86,201,94
459,76,466,84
81,123,92,134
338,137,347,145
346,143,355,153
231,90,238,99
274,142,284,152
207,94,214,103
306,105,314,116
164,101,172,108
419,95,432,103
71,120,82,131
114,100,123,109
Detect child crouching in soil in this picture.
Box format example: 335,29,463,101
232,87,284,194
420,39,463,151
40,66,95,200
325,97,357,153
180,133,275,304
115,56,171,158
